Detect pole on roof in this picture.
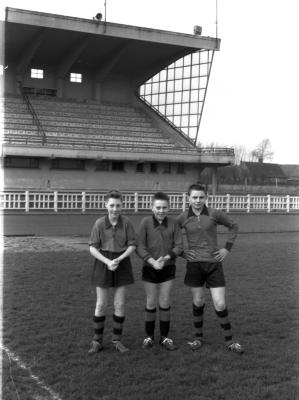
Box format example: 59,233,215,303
104,0,107,34
215,0,218,39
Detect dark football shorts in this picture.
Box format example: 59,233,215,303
142,264,176,284
91,250,134,288
184,261,226,288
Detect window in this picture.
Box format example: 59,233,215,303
136,162,145,173
51,158,85,170
31,69,44,79
176,163,185,174
111,161,124,172
95,160,110,171
70,73,82,83
150,163,158,173
4,156,39,169
162,163,171,174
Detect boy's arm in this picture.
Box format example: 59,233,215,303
115,245,136,262
172,221,184,257
89,219,101,250
136,219,151,261
215,210,239,251
125,219,137,248
89,245,117,270
112,219,136,264
213,210,238,262
160,222,183,262
174,213,196,260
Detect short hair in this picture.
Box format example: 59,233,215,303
152,191,170,203
187,183,207,195
105,190,122,202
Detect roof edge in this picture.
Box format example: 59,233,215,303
4,7,221,50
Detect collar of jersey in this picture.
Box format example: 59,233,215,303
187,204,209,218
105,215,123,229
152,214,168,228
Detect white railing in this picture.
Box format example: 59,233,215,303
0,191,299,213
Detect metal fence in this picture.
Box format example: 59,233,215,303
1,191,299,213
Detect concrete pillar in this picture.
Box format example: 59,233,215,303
211,166,218,195
56,79,64,98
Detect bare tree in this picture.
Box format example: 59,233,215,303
233,145,249,165
251,138,274,162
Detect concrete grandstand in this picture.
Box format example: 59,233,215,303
1,7,234,195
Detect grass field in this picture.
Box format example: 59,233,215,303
2,232,299,400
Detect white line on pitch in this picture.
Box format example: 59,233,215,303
1,344,63,400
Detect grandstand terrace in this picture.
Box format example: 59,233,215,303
0,7,235,195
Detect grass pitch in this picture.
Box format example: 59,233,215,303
2,232,299,400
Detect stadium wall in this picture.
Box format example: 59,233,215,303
3,160,202,191
5,67,135,103
2,212,299,236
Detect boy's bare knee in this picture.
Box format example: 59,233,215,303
95,302,106,315
114,300,125,316
146,299,156,309
193,293,205,307
213,301,226,311
194,299,205,308
158,296,170,309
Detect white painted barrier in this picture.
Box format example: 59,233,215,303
1,191,299,213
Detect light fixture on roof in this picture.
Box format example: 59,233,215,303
193,25,202,35
93,13,103,21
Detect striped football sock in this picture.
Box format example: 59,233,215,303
193,303,205,339
215,308,233,345
112,314,125,342
93,315,105,343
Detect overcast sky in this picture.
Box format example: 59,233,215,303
2,0,299,164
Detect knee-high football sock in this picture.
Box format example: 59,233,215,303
159,306,170,339
193,303,205,339
215,308,233,345
112,314,125,342
145,307,156,338
93,315,105,343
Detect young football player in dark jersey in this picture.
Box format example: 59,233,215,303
137,192,183,350
88,190,136,354
177,184,244,353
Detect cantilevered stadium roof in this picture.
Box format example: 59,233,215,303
2,7,220,87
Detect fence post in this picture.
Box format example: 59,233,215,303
267,194,271,213
134,192,138,213
82,191,86,212
25,191,29,212
182,192,187,211
247,194,250,213
54,191,58,212
286,195,290,213
226,194,230,213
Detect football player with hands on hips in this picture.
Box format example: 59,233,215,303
177,183,244,354
88,190,136,354
137,192,183,351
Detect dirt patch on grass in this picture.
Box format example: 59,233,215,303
2,236,89,253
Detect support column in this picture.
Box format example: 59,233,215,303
16,76,23,95
56,78,64,98
211,166,218,195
